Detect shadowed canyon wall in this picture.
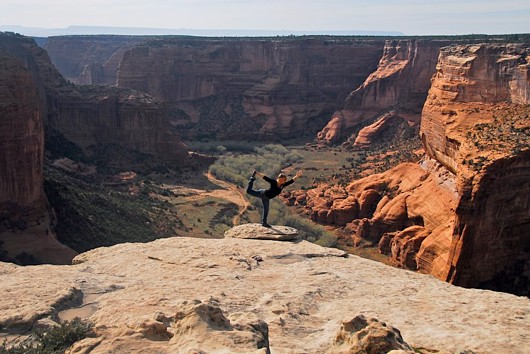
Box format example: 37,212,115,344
43,36,146,84
317,39,452,145
114,37,385,139
1,33,188,166
0,32,189,264
0,34,76,264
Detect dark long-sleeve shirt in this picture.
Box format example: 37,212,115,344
263,176,294,199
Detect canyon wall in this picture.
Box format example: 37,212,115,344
0,32,189,264
421,43,530,292
43,36,146,84
0,54,44,213
0,34,76,264
115,37,385,139
1,32,188,166
296,43,530,295
47,87,189,165
317,39,451,145
44,35,526,145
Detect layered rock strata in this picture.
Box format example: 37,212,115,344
420,43,530,292
0,32,188,263
295,159,457,275
0,41,76,264
298,43,530,294
49,87,188,164
116,37,385,139
0,32,188,166
317,39,451,144
43,35,146,84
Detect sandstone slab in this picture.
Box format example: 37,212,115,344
0,237,529,353
224,223,299,241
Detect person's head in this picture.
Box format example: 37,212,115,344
277,173,287,185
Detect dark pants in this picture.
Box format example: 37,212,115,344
246,178,270,224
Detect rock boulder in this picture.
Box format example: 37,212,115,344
225,223,299,241
328,314,413,354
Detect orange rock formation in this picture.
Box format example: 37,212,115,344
318,40,450,144
301,43,530,295
421,43,530,292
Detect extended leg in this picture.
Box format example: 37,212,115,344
246,177,261,198
261,197,270,227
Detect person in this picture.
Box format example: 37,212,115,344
246,169,303,227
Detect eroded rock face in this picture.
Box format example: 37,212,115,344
116,37,384,139
421,43,530,293
48,87,189,164
318,40,450,144
1,237,529,353
297,160,457,274
302,43,530,295
0,32,187,263
43,36,145,84
352,112,415,149
0,54,44,214
328,314,413,354
0,32,189,167
0,36,77,264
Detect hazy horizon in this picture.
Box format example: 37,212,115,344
0,25,405,38
1,0,529,36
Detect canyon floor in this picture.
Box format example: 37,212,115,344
1,232,529,353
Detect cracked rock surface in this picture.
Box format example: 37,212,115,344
1,235,529,353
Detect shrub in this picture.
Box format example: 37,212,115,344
0,318,93,354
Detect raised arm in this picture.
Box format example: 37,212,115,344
292,170,303,181
253,170,266,178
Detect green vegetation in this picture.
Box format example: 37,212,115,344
44,163,183,252
185,140,257,154
463,106,530,171
0,318,93,354
210,144,303,188
208,144,337,247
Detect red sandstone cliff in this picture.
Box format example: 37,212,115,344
115,37,384,139
421,44,530,292
298,43,530,295
48,87,189,164
317,40,450,145
0,32,189,263
1,33,188,166
0,36,76,264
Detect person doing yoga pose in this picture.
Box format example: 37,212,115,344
246,170,303,227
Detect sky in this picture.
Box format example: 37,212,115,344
1,0,529,36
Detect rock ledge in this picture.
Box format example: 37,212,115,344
224,223,299,241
